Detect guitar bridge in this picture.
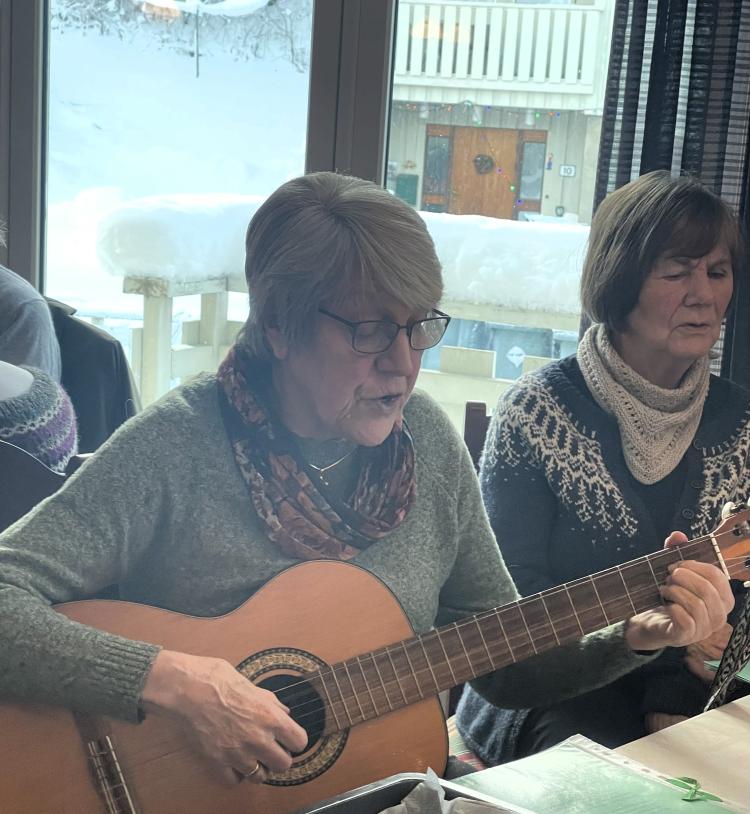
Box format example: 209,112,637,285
87,735,139,814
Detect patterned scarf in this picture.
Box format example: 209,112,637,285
577,324,710,485
216,345,416,561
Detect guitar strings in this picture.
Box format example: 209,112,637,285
282,558,750,732
43,546,744,790
271,552,749,730
267,541,747,725
264,529,741,712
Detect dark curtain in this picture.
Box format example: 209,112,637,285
595,1,750,708
595,0,750,386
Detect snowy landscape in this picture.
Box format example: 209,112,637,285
46,0,586,376
46,0,312,327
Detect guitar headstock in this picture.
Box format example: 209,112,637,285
713,501,750,584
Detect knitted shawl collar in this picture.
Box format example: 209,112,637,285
577,324,710,485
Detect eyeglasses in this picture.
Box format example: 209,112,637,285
318,308,451,354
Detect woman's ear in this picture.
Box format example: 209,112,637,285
264,322,289,361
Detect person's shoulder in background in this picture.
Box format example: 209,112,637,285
0,360,77,472
0,266,62,381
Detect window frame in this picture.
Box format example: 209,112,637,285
1,0,396,289
0,0,47,288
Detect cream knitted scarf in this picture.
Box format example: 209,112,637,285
577,324,710,485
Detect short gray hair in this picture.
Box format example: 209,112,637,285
241,172,443,359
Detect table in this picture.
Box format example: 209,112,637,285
615,695,750,807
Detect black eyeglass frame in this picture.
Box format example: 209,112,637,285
318,307,452,354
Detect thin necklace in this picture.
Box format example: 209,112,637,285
308,447,357,486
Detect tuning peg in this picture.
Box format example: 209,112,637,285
721,502,738,519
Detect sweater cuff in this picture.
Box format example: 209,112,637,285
69,633,161,723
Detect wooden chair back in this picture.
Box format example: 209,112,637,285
463,401,490,471
451,400,490,715
0,440,89,533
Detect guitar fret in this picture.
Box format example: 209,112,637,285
317,672,343,731
570,579,609,631
521,596,560,652
645,557,659,593
563,585,585,635
384,647,409,705
493,608,516,661
434,631,459,686
539,594,560,645
616,565,638,616
622,560,663,613
497,606,536,662
329,664,356,726
519,607,538,654
368,652,394,712
588,575,610,624
400,642,425,700
473,617,496,669
419,630,456,689
342,662,366,721
401,639,433,697
354,655,381,717
416,638,441,694
373,648,405,709
454,621,480,677
436,624,482,687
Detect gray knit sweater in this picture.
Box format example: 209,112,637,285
0,374,655,723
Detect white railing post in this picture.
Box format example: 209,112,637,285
394,1,611,111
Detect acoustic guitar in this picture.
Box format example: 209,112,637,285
1,503,749,814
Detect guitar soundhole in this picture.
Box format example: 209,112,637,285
257,673,325,755
237,646,348,786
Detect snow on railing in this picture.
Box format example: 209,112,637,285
97,192,587,315
96,193,587,404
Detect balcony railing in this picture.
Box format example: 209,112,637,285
393,0,613,111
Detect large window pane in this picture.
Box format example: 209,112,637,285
45,0,313,404
389,0,615,429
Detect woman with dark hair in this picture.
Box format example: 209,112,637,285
0,173,733,805
457,170,749,766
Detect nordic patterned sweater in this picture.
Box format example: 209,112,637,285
0,375,655,724
457,355,750,765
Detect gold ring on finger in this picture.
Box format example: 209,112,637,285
246,761,262,778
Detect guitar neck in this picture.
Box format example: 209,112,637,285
313,538,721,735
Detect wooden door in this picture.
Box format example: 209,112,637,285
449,127,519,219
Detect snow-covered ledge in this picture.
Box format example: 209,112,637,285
98,193,587,406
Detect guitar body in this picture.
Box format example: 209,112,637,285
0,561,447,814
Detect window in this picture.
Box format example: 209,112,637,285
389,0,615,428
519,140,545,202
44,0,314,404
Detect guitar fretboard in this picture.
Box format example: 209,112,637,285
310,538,719,734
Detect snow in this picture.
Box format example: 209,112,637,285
140,0,271,16
47,18,586,329
424,212,587,314
97,193,263,291
98,193,588,315
46,24,309,317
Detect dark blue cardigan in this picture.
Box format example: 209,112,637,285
458,356,750,765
